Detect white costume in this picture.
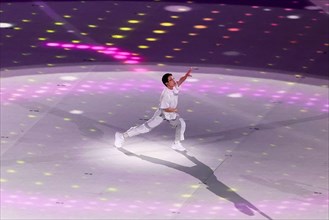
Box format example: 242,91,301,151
125,84,186,142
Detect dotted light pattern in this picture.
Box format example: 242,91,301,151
1,72,328,113
45,42,142,64
1,189,328,218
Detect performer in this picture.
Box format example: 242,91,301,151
114,68,192,151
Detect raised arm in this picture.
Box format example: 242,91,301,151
177,67,192,87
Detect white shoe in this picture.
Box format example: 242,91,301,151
114,132,125,148
171,142,186,151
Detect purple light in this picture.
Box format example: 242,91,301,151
76,45,90,49
45,42,142,64
61,44,75,48
46,43,60,47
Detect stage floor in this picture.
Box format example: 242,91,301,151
1,64,328,219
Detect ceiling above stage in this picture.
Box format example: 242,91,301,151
0,0,328,77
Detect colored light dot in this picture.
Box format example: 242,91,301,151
88,24,98,28
28,115,37,118
44,172,53,176
138,45,149,49
46,30,55,33
14,27,22,30
190,185,200,189
194,25,207,29
22,19,31,22
72,40,80,43
228,28,240,32
107,188,118,192
203,18,213,21
0,179,8,182
165,55,174,58
181,194,192,198
16,160,25,164
119,27,133,31
160,22,174,27
112,35,125,39
71,185,80,188
64,118,72,121
153,30,166,34
38,38,47,41
173,48,181,51
128,20,140,24
54,22,64,25
63,15,71,18
7,169,16,173
146,38,158,41
187,109,193,112
35,182,43,185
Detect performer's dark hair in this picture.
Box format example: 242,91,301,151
162,73,172,87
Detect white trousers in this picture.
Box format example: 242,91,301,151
125,109,186,142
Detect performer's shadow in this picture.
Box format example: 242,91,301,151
118,148,272,220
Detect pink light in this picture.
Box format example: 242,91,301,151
228,28,240,32
46,43,60,47
91,46,106,50
45,41,142,64
125,60,139,64
76,45,90,49
61,44,75,48
100,50,115,55
114,55,127,59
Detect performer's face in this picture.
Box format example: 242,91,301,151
166,75,176,89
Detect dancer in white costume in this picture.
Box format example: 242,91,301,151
114,68,192,151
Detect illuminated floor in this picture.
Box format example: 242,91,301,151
1,64,328,220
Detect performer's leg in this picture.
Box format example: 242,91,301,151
169,116,186,142
125,110,163,138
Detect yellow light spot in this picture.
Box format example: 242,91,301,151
72,40,80,43
89,128,96,132
128,20,140,24
187,109,193,112
138,45,149,49
7,169,16,173
46,30,55,33
165,55,174,58
88,24,98,28
0,179,8,183
28,115,37,118
194,25,207,29
112,35,125,39
55,55,66,59
146,38,158,41
160,22,174,27
81,32,88,36
44,172,53,176
203,18,213,21
35,181,43,185
22,19,31,22
16,160,25,164
181,194,192,198
190,185,200,189
64,118,72,121
38,37,47,41
63,15,71,18
173,48,181,51
14,27,22,30
287,82,295,85
153,30,166,34
107,187,118,192
171,16,179,19
71,185,80,188
119,27,133,31
189,33,198,36
300,109,308,113
227,188,237,192
54,22,64,26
